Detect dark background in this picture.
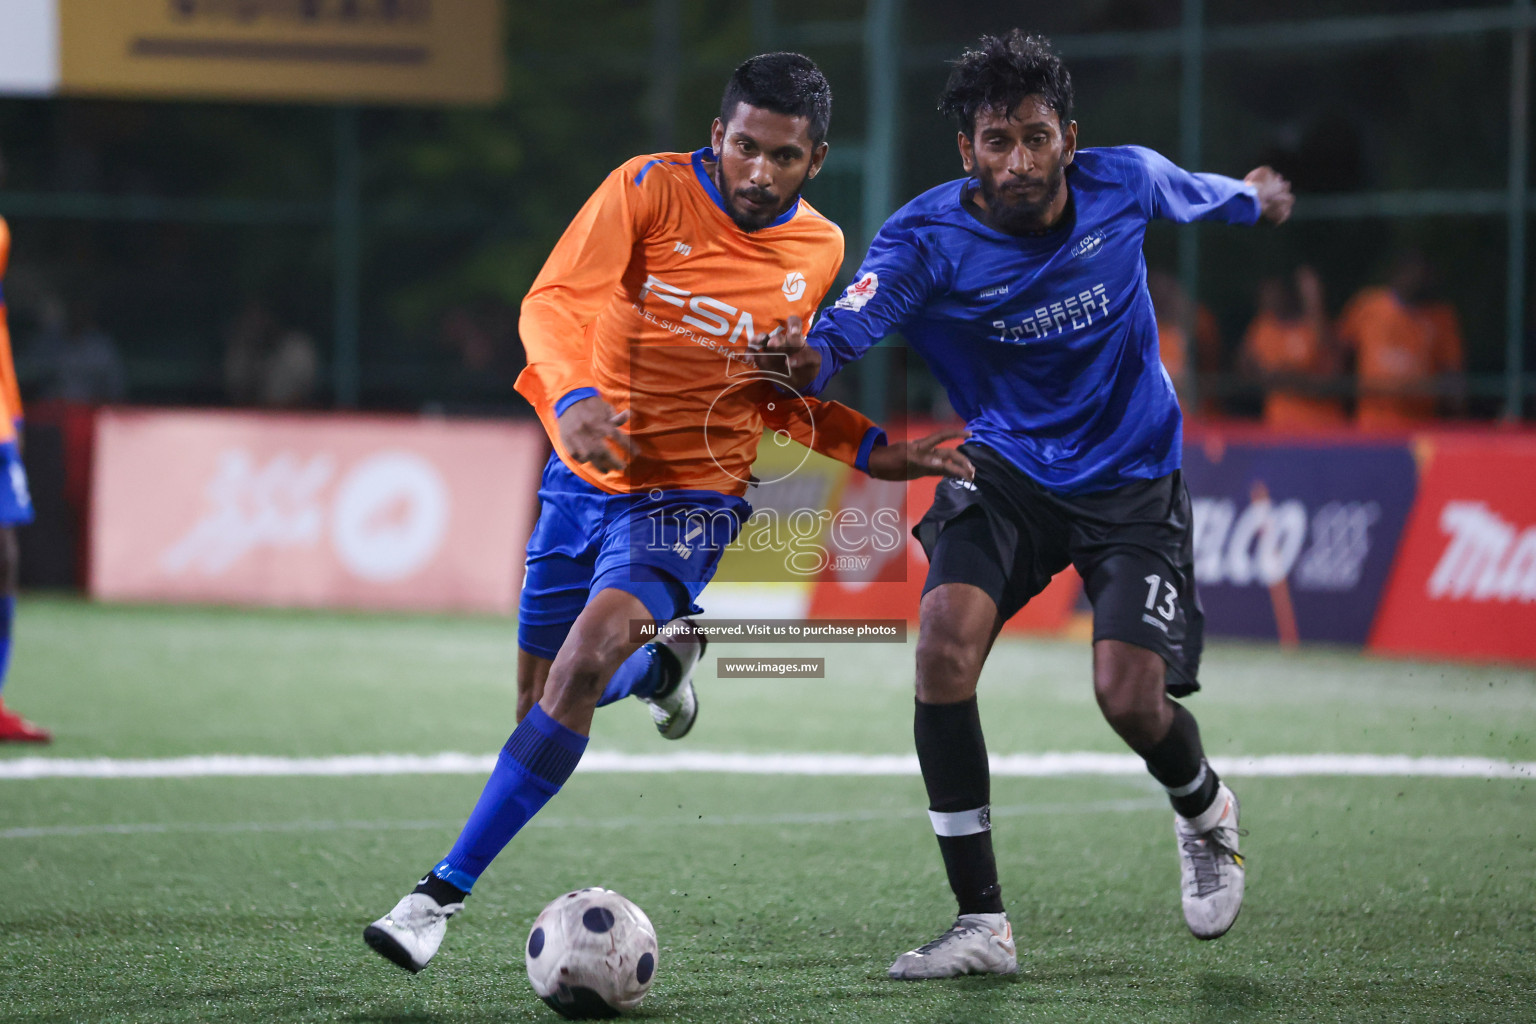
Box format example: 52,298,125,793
0,0,1531,418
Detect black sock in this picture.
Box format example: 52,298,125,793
1140,701,1220,819
914,697,1004,916
414,871,469,907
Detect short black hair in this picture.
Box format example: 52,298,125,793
720,52,832,145
939,30,1073,136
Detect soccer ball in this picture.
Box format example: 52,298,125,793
525,887,658,1019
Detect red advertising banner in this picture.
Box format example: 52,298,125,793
1370,433,1536,662
91,409,545,613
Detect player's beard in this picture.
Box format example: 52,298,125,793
977,162,1067,235
714,164,807,232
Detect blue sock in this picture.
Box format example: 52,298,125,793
0,596,14,698
432,704,587,892
595,642,669,707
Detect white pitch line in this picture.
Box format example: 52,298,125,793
0,798,1169,841
0,750,1531,781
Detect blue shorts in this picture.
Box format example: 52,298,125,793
0,441,34,527
516,452,748,660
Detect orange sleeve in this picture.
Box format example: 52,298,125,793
1157,321,1188,379
0,219,19,422
760,388,884,472
1241,318,1267,369
1335,292,1371,351
1428,305,1464,373
1195,305,1221,373
516,163,654,414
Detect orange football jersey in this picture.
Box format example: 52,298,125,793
1337,287,1463,429
1243,312,1345,430
517,149,879,496
0,219,21,444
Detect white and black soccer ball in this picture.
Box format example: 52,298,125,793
525,887,658,1019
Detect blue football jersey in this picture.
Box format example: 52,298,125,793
806,145,1260,494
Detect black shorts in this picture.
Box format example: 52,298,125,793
915,442,1204,696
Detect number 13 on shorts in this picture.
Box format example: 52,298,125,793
1144,573,1178,623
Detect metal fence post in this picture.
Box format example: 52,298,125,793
333,105,361,409
1507,0,1530,421
860,0,900,422
648,0,682,153
1178,0,1205,410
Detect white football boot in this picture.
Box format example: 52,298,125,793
1174,783,1245,939
363,891,463,973
638,618,707,740
888,912,1018,979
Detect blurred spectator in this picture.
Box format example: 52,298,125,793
223,300,319,408
20,296,128,403
437,298,523,380
1337,252,1464,429
223,299,279,405
1147,269,1221,412
1238,267,1346,430
259,330,319,408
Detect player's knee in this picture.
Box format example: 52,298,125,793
915,633,984,702
1093,662,1166,745
547,623,633,706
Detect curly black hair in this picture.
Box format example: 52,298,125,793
720,52,833,145
939,30,1073,136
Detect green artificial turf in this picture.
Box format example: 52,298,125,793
1,597,1532,1022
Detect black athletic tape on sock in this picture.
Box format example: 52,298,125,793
415,872,468,907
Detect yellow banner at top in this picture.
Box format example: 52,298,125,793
59,0,503,105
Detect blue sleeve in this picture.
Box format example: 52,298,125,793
1129,146,1261,226
554,387,599,416
853,426,886,474
803,225,942,396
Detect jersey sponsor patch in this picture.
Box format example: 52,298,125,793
1070,229,1107,260
834,272,878,312
782,271,806,301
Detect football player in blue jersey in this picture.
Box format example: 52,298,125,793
756,30,1293,978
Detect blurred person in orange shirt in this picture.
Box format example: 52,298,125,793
1148,269,1221,412
1336,251,1464,429
1238,266,1345,430
0,209,48,742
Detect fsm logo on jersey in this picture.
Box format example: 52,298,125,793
91,410,543,612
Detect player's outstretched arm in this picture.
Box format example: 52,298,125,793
866,428,975,482
1244,166,1294,224
746,315,821,393
557,396,636,474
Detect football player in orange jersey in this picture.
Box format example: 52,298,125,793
365,53,970,979
0,210,48,744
